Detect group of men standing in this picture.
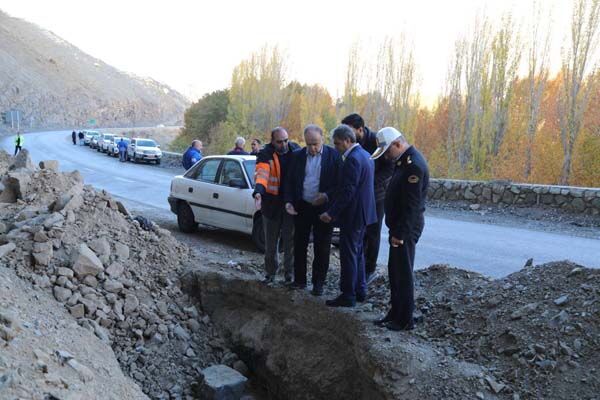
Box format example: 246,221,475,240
252,113,430,332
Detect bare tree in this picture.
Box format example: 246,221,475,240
445,39,466,175
489,14,522,157
558,0,600,185
524,1,552,179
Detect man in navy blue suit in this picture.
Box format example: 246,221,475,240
284,124,342,296
320,124,376,307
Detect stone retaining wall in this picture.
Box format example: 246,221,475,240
428,179,600,215
160,151,184,170
158,150,600,215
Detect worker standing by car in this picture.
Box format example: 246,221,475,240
182,140,203,170
253,127,300,284
227,137,249,155
14,132,24,155
71,130,77,145
371,127,429,331
78,131,85,145
117,137,128,162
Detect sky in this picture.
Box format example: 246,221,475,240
0,0,574,104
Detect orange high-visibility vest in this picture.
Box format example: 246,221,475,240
255,152,281,195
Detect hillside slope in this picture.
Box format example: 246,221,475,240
0,10,189,129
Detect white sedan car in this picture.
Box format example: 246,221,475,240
168,155,265,251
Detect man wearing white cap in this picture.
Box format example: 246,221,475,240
371,127,429,331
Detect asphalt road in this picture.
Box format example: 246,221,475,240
3,130,599,278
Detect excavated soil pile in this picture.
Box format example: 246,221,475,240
364,262,600,399
0,150,244,399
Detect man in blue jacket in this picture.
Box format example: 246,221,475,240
284,124,342,296
320,124,376,307
117,138,128,162
182,140,203,170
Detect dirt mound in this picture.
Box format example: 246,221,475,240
0,150,243,398
356,262,600,399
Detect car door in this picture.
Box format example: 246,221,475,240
211,159,253,232
184,158,223,225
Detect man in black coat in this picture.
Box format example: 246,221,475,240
371,127,429,331
284,124,342,295
341,113,393,284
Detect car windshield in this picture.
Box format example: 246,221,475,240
137,140,156,147
243,160,255,187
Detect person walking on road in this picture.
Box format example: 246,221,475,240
319,124,376,307
284,124,342,296
371,127,429,331
182,140,203,170
14,132,24,155
341,113,394,285
253,127,300,284
72,130,77,145
117,137,128,162
227,137,250,155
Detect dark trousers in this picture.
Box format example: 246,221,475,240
14,145,21,155
293,201,333,286
339,225,367,300
387,237,417,325
364,199,385,275
72,136,77,145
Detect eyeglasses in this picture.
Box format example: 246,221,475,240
275,138,289,144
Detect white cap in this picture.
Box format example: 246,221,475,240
371,127,403,159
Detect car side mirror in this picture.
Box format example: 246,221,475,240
157,145,161,148
229,178,246,189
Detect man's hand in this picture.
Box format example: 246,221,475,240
254,193,262,210
312,193,328,206
285,202,298,216
390,236,404,247
319,212,332,223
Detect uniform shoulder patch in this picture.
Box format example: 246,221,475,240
408,175,420,184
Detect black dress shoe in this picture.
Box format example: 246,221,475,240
262,275,275,284
310,285,323,296
325,295,355,307
385,320,415,331
356,293,367,303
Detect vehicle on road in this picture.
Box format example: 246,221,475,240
83,131,100,146
98,133,116,153
168,155,266,251
107,137,130,157
127,138,162,164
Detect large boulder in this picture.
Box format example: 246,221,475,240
39,160,59,171
9,149,35,171
72,243,104,277
199,364,248,400
0,171,32,203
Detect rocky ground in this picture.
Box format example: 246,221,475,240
207,248,599,399
0,150,249,399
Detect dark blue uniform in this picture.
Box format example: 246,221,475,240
384,145,429,328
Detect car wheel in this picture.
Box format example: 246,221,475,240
177,202,198,233
252,214,265,253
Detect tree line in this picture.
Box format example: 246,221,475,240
173,0,600,187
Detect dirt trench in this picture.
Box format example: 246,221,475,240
181,265,492,400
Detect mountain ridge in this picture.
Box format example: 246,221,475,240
0,9,190,130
